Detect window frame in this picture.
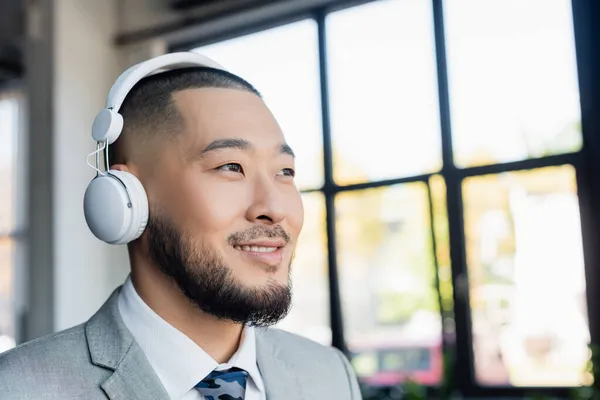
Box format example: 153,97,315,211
170,0,600,397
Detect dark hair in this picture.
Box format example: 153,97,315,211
109,66,261,166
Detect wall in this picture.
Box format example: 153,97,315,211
24,0,140,339
52,0,131,332
24,0,55,341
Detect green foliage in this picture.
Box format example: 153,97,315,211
439,347,455,400
377,290,439,324
569,343,600,400
402,379,427,400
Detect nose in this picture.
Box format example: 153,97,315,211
245,174,286,225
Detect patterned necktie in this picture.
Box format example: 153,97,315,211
195,367,249,400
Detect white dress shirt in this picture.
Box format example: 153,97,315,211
118,275,266,400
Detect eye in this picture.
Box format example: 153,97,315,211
278,168,295,177
218,163,244,174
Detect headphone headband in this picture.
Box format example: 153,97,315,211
91,51,226,145
106,52,227,112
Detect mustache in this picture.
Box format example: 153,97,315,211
228,225,290,245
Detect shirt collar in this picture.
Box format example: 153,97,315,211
117,275,263,400
217,326,264,393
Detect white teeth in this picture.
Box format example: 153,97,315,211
234,245,277,253
256,247,277,253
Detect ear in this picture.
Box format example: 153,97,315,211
111,164,130,173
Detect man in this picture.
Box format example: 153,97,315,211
0,53,362,399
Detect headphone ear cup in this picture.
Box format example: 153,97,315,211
83,170,148,245
92,109,123,145
113,170,149,242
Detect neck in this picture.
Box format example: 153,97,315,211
128,250,244,364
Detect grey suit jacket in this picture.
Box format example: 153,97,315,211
0,287,362,399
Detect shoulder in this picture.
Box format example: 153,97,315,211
0,324,108,398
257,328,362,398
259,327,343,360
0,323,86,369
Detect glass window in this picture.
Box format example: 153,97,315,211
463,165,589,386
275,192,331,345
0,94,20,354
444,0,582,167
191,20,324,191
0,239,15,353
0,97,19,233
430,175,455,337
326,0,442,185
336,183,443,386
183,0,593,394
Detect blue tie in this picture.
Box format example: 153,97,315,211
195,367,249,400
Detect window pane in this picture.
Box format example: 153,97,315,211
275,192,330,345
444,0,582,167
336,184,443,386
190,20,324,191
463,165,589,386
430,175,455,339
326,0,442,185
0,97,19,233
0,238,16,353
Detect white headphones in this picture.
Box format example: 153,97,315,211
83,52,227,245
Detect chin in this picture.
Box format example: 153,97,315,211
269,273,290,288
239,270,288,288
238,260,289,284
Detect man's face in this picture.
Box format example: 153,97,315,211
141,87,304,326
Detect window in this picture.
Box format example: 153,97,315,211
463,166,588,386
0,92,23,354
326,0,442,184
444,0,588,388
444,0,582,168
181,0,595,396
337,183,444,386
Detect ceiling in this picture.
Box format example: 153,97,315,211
0,0,337,85
0,0,255,85
0,0,24,85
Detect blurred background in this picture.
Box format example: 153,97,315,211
1,0,599,399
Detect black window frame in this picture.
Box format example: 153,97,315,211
168,0,600,397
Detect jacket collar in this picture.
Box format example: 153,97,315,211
255,328,305,400
85,287,170,400
85,286,304,400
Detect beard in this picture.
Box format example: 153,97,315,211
145,210,293,327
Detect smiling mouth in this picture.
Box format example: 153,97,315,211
233,245,280,253
232,244,285,268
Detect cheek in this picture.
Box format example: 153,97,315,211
166,178,248,234
194,189,248,232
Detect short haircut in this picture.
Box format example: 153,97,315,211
109,66,261,166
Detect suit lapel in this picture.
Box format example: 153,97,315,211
85,287,170,400
86,287,307,400
100,347,170,400
255,329,305,400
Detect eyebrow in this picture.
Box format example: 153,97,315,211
200,138,295,158
201,138,251,154
279,143,295,158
